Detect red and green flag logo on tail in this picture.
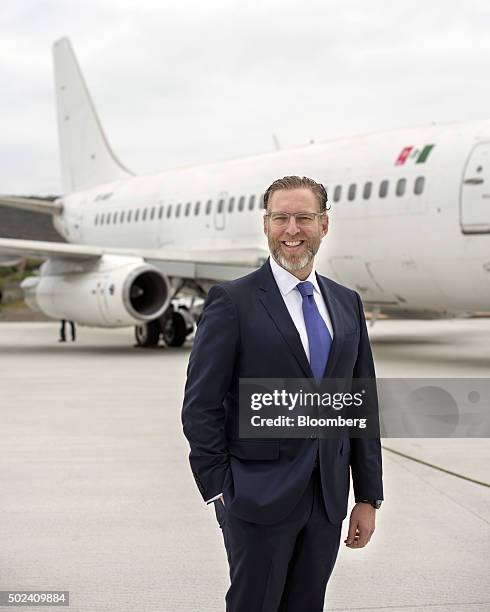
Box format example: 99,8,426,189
395,144,435,165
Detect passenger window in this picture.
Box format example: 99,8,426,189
127,210,132,222
185,202,191,216
150,207,155,220
414,176,425,195
396,178,406,196
348,183,356,201
158,206,164,219
259,193,265,209
206,200,212,215
379,180,389,198
333,185,342,202
135,209,140,221
228,197,235,213
238,196,245,211
95,214,99,226
176,203,182,218
194,201,201,215
249,195,256,210
363,182,372,200
217,199,224,213
120,210,125,223
142,208,147,221
167,205,172,218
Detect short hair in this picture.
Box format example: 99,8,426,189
263,176,329,212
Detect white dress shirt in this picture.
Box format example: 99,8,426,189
268,256,334,357
206,256,334,505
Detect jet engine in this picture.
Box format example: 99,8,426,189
20,255,171,327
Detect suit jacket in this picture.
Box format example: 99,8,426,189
181,258,383,525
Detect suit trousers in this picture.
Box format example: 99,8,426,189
214,465,342,612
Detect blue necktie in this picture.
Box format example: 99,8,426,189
296,281,332,381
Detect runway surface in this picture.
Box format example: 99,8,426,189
0,320,489,611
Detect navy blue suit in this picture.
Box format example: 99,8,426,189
182,259,383,611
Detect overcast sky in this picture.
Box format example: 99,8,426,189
1,0,490,195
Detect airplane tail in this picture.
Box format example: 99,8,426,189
52,37,133,194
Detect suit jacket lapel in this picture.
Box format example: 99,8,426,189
257,260,313,378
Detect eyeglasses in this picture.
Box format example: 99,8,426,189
264,211,326,228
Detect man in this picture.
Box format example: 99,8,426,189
182,176,383,612
59,319,76,342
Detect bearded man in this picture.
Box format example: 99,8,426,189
182,176,384,612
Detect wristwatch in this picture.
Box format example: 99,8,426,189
358,499,382,509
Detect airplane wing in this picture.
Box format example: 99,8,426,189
0,237,268,281
0,196,63,215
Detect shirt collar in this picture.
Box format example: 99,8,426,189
269,255,321,297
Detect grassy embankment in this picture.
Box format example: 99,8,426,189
0,260,45,318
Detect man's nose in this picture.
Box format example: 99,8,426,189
284,216,300,234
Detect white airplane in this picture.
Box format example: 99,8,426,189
0,37,489,347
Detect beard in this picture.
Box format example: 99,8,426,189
268,234,321,273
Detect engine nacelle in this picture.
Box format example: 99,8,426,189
21,255,171,327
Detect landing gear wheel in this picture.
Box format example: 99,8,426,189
162,312,187,347
134,320,161,347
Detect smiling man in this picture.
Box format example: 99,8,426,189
182,176,384,612
265,182,327,277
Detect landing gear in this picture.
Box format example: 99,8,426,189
134,304,195,348
134,320,161,347
161,311,188,347
133,279,204,349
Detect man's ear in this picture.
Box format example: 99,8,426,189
263,214,269,237
321,213,329,238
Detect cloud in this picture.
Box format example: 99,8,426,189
0,0,489,193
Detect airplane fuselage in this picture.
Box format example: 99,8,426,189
55,119,490,316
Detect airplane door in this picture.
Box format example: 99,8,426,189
214,191,226,230
461,142,490,234
329,257,398,305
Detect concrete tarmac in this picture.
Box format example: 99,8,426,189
0,320,489,612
